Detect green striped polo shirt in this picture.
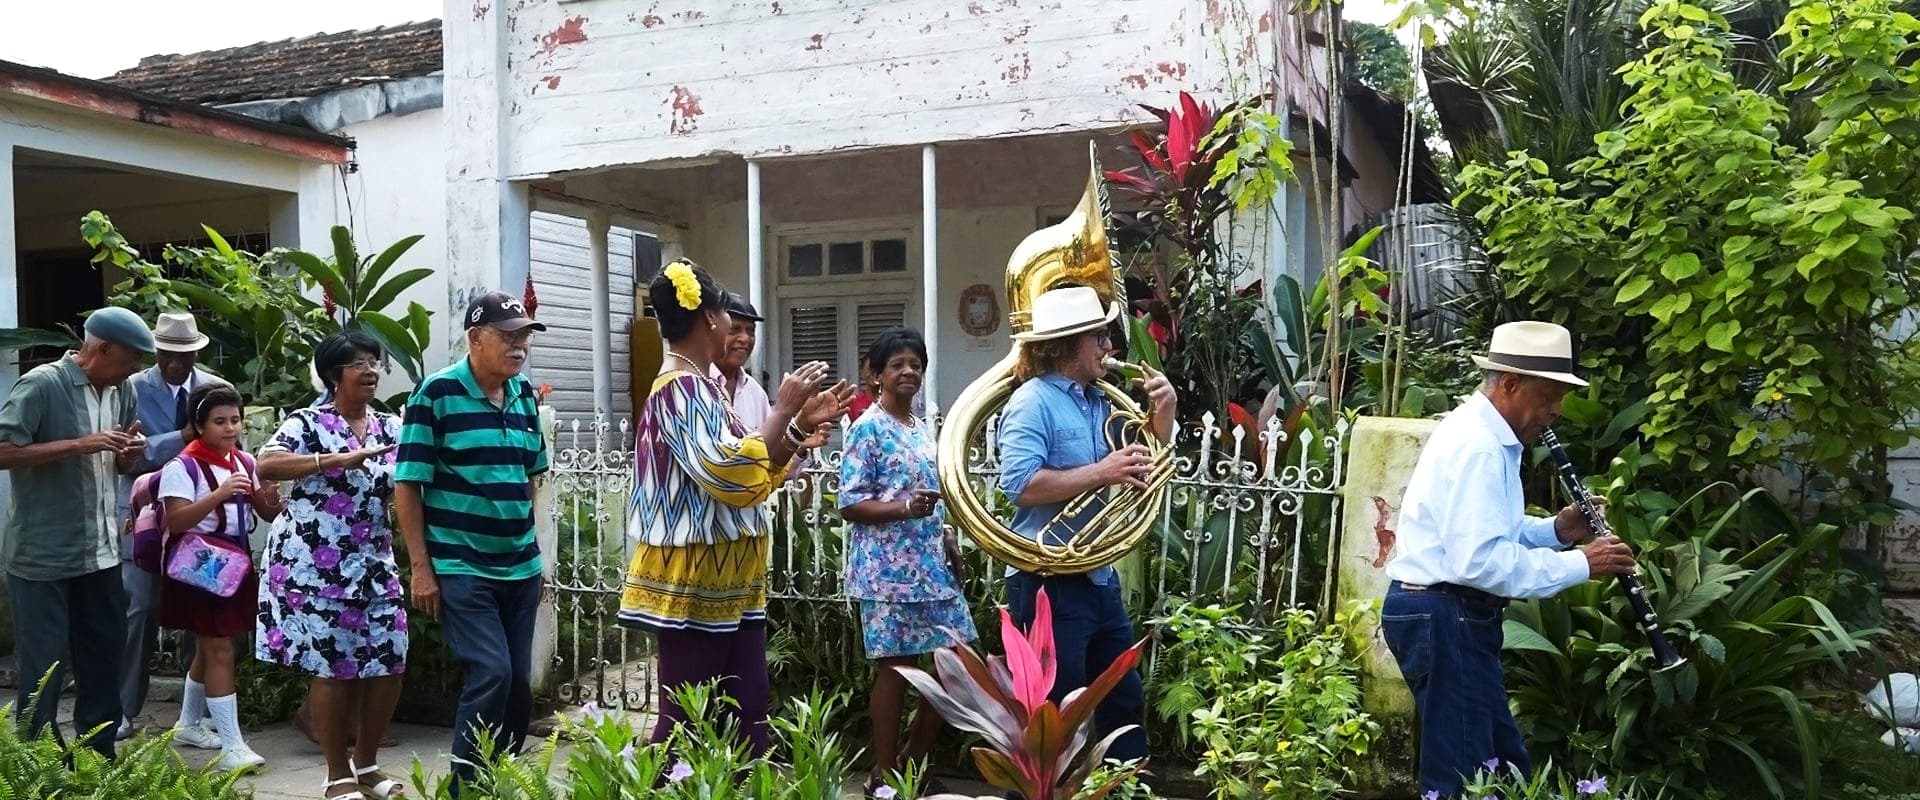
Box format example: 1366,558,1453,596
395,358,548,581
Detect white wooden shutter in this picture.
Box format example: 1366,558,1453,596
786,302,842,378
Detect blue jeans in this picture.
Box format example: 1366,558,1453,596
439,574,541,794
1004,573,1148,763
1381,582,1531,798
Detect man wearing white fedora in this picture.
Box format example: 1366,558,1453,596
996,285,1176,769
1381,320,1638,797
117,311,229,743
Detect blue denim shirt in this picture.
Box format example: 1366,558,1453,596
996,372,1117,585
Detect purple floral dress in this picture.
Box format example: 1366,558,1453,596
254,404,408,679
838,410,977,658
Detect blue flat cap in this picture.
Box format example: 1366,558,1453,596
84,307,156,353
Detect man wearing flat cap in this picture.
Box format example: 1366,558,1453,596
116,311,230,742
0,306,153,757
394,290,550,790
1381,321,1638,798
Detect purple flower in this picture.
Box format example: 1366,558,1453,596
314,546,342,569
266,627,288,651
667,762,693,783
617,740,635,760
1577,777,1609,796
1422,793,1440,800
340,607,368,630
350,522,373,546
287,591,307,609
323,492,355,517
386,577,403,596
267,563,290,588
318,414,347,434
321,584,347,600
874,787,897,800
1482,758,1501,773
395,612,409,633
332,658,359,680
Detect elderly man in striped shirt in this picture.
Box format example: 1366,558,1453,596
394,290,549,795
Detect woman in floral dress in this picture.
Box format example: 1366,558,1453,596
837,326,975,797
255,330,409,800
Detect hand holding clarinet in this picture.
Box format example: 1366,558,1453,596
1541,428,1689,671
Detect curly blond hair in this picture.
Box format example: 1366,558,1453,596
1014,336,1075,380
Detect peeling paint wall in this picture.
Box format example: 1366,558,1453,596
496,0,1246,176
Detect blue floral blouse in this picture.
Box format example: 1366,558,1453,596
837,411,961,602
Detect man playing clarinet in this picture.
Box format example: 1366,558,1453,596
1381,320,1639,798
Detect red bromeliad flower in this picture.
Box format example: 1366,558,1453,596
322,288,338,318
894,588,1147,800
523,273,540,320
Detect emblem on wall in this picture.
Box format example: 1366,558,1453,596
957,283,1000,337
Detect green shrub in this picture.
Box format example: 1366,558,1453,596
0,672,248,799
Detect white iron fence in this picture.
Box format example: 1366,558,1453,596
540,409,1350,713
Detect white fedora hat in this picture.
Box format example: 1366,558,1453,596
1012,285,1120,342
151,311,210,353
1471,321,1588,387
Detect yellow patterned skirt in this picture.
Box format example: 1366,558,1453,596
616,534,770,634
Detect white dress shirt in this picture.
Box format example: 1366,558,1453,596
711,365,771,432
1383,391,1590,599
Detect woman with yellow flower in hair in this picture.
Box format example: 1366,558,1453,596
619,259,852,754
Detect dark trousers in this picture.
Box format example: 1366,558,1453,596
649,618,771,757
8,567,127,758
439,574,541,792
1381,582,1531,798
119,558,195,725
1004,573,1148,762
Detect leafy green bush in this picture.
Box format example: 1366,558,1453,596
1502,463,1882,798
1456,759,1668,800
1149,602,1379,800
0,674,248,799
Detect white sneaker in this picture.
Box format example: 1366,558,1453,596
170,722,222,750
213,744,266,773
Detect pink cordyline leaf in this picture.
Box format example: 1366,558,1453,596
1165,102,1194,182
894,663,1018,754
1058,639,1146,736
1128,130,1172,176
971,747,1040,798
999,606,1048,715
1028,588,1057,703
929,647,1023,737
944,637,1028,726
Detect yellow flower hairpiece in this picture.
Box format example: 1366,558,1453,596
664,260,702,311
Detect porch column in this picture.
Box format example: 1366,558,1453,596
0,143,15,505
587,209,614,426
921,145,939,411
746,160,766,378
446,0,531,351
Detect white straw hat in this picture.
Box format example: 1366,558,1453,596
1011,286,1119,342
1471,321,1588,387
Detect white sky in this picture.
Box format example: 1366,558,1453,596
1,0,444,79
4,0,1408,80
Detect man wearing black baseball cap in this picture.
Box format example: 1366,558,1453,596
394,289,550,792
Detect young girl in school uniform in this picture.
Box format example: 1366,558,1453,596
160,384,281,772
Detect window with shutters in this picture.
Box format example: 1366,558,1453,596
774,226,918,382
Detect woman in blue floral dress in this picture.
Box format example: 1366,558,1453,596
255,330,409,800
837,326,975,797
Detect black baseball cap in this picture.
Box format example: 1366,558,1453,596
726,292,764,322
465,290,548,332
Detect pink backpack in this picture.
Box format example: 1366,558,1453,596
126,451,257,574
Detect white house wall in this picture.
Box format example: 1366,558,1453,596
333,108,454,381
475,0,1273,176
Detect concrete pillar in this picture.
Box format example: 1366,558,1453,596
1337,415,1434,796
921,145,939,413
444,0,531,353
746,160,765,379
0,142,15,511
587,209,614,426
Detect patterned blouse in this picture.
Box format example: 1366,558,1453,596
837,410,961,602
258,404,405,605
626,370,791,547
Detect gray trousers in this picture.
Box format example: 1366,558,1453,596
8,567,126,758
118,558,195,724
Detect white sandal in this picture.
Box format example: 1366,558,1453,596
351,760,405,800
325,776,366,800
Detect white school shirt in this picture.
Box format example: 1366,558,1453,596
157,457,254,540
1382,391,1590,600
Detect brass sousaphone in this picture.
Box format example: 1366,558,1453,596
936,143,1175,575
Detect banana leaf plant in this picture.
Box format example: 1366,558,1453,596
894,588,1147,800
282,227,435,386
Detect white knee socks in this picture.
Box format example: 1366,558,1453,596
207,694,245,751
180,677,208,726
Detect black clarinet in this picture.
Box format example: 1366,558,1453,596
1539,428,1688,672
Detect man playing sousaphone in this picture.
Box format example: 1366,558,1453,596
1381,321,1639,798
996,285,1177,768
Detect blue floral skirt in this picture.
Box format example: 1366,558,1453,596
256,591,409,680
857,597,978,658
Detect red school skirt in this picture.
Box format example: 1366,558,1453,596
160,557,259,639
